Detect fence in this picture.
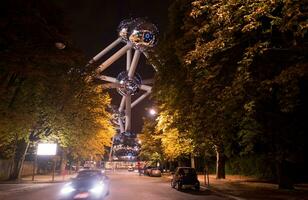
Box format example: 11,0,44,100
0,160,34,180
0,159,12,180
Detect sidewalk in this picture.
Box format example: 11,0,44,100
0,174,76,184
198,174,308,200
23,173,76,183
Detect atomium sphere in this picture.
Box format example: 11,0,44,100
116,71,142,96
123,131,132,136
128,18,159,51
117,19,134,42
111,110,125,125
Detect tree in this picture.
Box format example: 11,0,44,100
155,110,194,162
138,118,163,163
151,0,308,187
0,0,115,179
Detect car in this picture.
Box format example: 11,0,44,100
171,167,200,191
59,169,110,200
128,166,134,172
149,168,162,177
143,166,153,176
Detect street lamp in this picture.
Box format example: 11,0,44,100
54,42,66,50
149,108,157,116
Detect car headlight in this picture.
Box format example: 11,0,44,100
90,183,105,194
60,183,75,195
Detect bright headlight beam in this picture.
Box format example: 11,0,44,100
60,185,75,194
90,183,104,194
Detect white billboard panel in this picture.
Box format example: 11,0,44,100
37,143,57,155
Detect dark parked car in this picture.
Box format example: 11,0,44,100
143,166,153,176
149,168,162,177
59,169,110,200
171,167,200,191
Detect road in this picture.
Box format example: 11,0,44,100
0,171,229,200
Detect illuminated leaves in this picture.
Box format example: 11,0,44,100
152,0,307,164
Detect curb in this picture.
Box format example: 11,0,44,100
162,175,244,200
200,185,245,200
0,180,67,184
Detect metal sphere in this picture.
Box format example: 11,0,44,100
116,71,142,96
117,19,134,42
128,18,159,51
111,110,125,125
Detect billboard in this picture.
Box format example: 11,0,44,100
37,143,57,155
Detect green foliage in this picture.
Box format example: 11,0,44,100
226,155,276,179
138,118,162,162
0,1,115,161
149,0,308,181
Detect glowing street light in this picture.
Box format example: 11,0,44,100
54,42,66,50
149,108,157,116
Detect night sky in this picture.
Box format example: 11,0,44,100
58,0,171,134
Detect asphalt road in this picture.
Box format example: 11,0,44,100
0,171,229,200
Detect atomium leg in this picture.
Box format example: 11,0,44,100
125,95,131,132
140,84,152,92
127,49,132,71
143,52,158,71
131,92,151,108
128,50,141,78
118,117,125,133
96,43,132,74
119,96,126,112
96,75,117,83
89,38,122,65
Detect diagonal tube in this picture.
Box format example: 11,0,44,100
88,38,122,64
119,118,124,134
128,50,141,78
96,43,132,74
143,52,158,71
96,75,117,83
131,92,151,109
119,96,126,112
125,95,131,132
127,49,132,71
140,84,152,92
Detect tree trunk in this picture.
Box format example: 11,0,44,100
76,159,81,171
17,142,30,180
191,154,195,168
60,150,67,174
9,140,29,180
215,145,225,179
276,160,294,189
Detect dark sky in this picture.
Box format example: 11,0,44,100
58,0,171,134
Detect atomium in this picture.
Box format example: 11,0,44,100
88,17,158,136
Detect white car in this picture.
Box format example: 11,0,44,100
128,166,134,172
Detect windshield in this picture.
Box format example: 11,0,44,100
178,168,197,176
77,170,102,179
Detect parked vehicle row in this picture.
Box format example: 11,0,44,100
143,166,162,177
